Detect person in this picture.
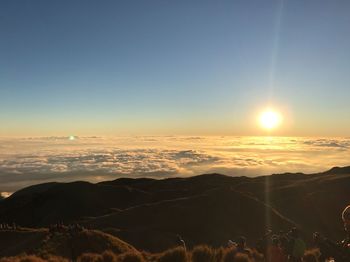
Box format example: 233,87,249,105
266,236,287,262
314,205,350,262
289,228,306,262
236,236,251,257
228,239,237,248
341,205,350,246
176,234,186,252
339,205,350,260
256,229,273,255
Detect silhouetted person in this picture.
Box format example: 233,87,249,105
289,228,305,262
266,236,287,262
237,236,251,256
256,229,273,255
177,234,186,252
228,239,237,248
341,205,350,254
314,205,350,262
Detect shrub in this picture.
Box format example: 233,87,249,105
0,258,17,262
47,256,70,262
19,256,46,262
191,245,215,262
250,249,264,262
223,247,237,262
77,253,102,262
117,252,145,262
233,253,252,262
101,251,117,262
158,247,188,262
0,256,45,262
213,247,225,262
303,250,319,262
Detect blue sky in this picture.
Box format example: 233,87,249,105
1,0,350,136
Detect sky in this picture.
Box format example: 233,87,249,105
1,0,350,137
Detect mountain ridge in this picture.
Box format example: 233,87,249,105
0,166,349,251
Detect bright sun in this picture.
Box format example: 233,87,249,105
259,109,282,130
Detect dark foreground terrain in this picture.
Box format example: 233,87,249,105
0,166,349,254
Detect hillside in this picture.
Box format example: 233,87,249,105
0,166,349,252
87,187,295,251
0,228,136,260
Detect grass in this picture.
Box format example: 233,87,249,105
0,246,321,262
0,228,321,262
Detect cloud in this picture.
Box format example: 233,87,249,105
0,136,349,192
0,192,11,198
302,138,350,149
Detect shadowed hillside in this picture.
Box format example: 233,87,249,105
0,166,349,252
0,228,136,260
0,181,152,226
87,187,295,251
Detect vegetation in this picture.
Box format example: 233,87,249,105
0,247,322,262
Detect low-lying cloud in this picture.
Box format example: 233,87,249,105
0,136,349,192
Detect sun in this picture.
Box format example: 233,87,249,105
259,109,282,130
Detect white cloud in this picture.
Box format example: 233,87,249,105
0,136,349,192
0,192,11,198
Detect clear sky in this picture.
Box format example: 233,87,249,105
1,0,350,137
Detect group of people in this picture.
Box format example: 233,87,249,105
249,205,350,262
256,228,306,262
0,222,18,231
311,205,350,262
48,222,85,234
226,229,305,262
1,205,350,261
207,205,350,262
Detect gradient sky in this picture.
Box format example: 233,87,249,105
1,0,350,137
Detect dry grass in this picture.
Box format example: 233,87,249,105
0,255,69,262
117,252,145,262
1,241,318,262
157,247,188,262
77,253,102,262
232,253,252,262
76,250,145,262
191,245,215,262
222,247,237,262
303,249,320,262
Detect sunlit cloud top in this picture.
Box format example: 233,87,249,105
0,136,349,193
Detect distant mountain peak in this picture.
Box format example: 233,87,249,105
324,166,350,175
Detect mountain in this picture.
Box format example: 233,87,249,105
86,187,294,251
0,166,349,252
0,181,152,226
0,228,136,259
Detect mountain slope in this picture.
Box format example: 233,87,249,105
0,229,136,259
86,187,295,251
0,166,349,252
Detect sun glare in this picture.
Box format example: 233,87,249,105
259,109,282,130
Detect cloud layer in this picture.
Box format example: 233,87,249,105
0,136,349,192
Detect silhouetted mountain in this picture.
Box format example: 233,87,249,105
87,187,294,251
0,166,349,252
0,228,136,259
0,181,152,226
323,166,350,175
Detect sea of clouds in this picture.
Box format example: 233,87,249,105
0,136,349,194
